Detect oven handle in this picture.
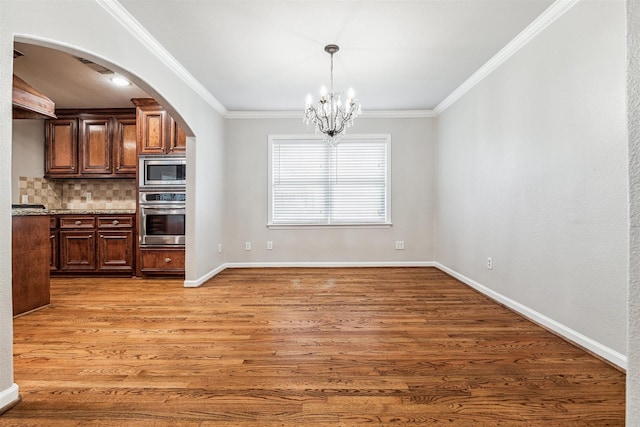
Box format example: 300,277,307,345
139,205,186,211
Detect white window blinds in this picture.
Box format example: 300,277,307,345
269,135,390,225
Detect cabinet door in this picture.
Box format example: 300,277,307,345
59,230,96,271
79,118,111,175
138,107,167,155
45,119,78,177
169,116,187,154
113,116,137,176
97,230,133,272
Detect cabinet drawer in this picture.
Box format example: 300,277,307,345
60,216,95,228
97,216,133,228
140,248,185,273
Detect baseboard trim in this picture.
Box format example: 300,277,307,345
0,384,19,414
183,263,227,288
433,262,627,370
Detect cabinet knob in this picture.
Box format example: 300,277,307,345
112,220,119,225
164,258,172,263
50,235,55,239
74,220,82,225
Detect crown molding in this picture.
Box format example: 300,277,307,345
101,0,579,120
224,110,437,120
434,0,581,115
97,0,227,116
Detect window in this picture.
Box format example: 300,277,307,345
268,135,391,226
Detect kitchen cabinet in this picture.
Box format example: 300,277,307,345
59,216,96,272
97,216,134,273
79,117,112,175
114,116,138,175
45,118,78,176
132,98,186,155
140,247,185,275
12,215,50,316
54,214,134,275
45,109,137,178
169,116,187,153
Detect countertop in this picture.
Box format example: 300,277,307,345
12,208,136,216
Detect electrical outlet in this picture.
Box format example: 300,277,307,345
487,257,493,270
267,241,273,250
21,195,28,204
395,241,405,250
245,242,252,251
86,192,92,202
218,243,222,253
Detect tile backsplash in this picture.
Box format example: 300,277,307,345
19,176,136,210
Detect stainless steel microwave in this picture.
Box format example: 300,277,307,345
139,156,186,187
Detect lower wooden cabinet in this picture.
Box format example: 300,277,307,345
140,248,185,275
12,215,50,316
98,230,133,272
53,214,134,275
59,230,96,272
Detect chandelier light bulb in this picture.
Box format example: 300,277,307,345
303,44,362,145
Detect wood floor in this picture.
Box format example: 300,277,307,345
3,267,625,426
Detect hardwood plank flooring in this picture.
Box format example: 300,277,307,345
2,267,625,426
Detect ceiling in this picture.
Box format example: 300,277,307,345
13,0,555,112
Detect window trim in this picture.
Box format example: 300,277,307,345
267,134,392,228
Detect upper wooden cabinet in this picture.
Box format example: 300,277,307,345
45,118,78,176
169,116,187,154
114,116,138,175
79,117,111,175
132,98,186,155
45,109,136,178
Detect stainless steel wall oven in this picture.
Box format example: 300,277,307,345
139,189,186,247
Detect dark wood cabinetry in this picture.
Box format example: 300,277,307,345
60,230,96,272
45,119,78,176
140,248,185,275
97,216,134,273
59,216,96,272
45,109,137,178
79,117,111,175
53,214,134,275
12,215,50,316
169,116,187,154
132,99,186,155
114,116,138,175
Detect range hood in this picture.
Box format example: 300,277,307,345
12,74,56,119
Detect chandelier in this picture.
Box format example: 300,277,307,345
304,44,362,145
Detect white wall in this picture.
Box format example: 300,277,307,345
436,0,627,362
11,120,44,203
0,0,226,408
224,117,435,264
627,0,640,422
